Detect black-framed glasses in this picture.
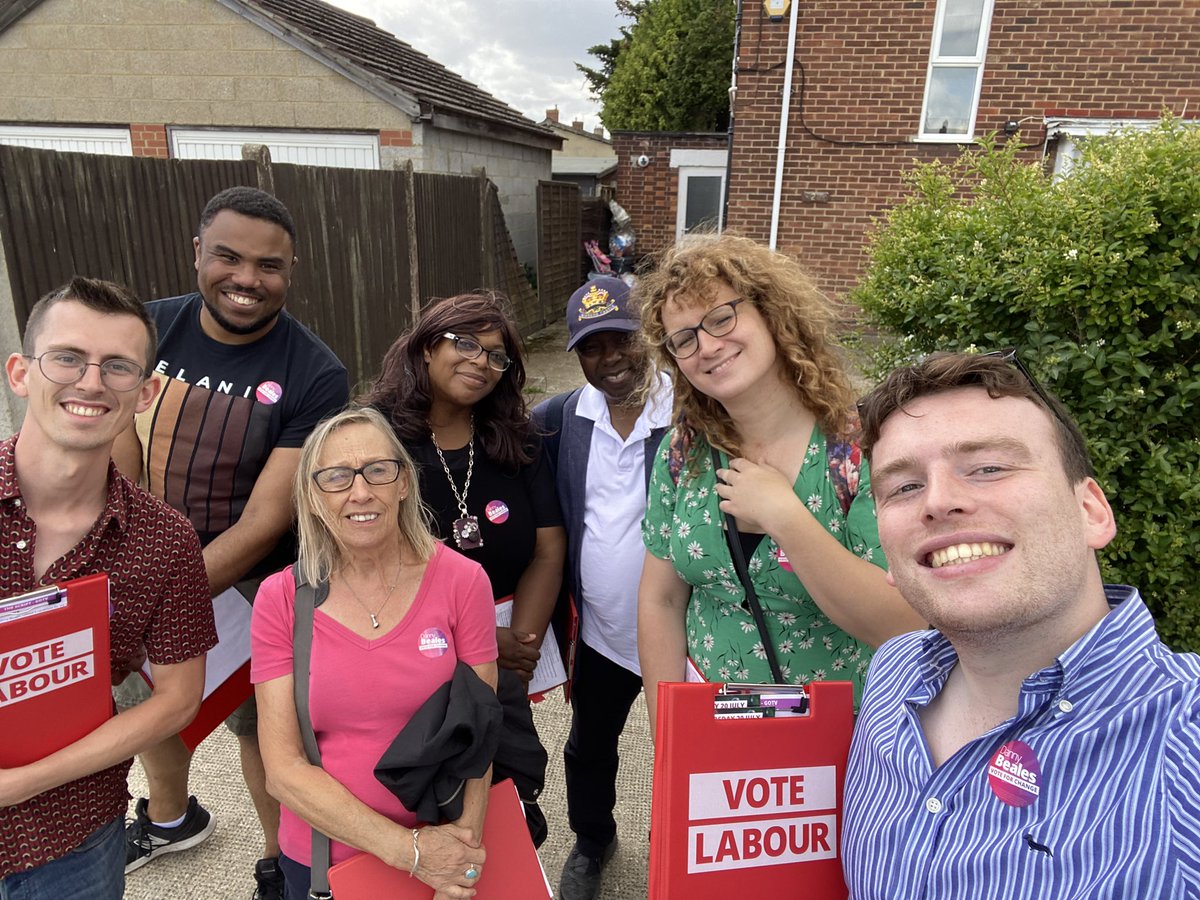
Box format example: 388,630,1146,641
983,348,1062,420
663,299,745,359
441,332,511,372
312,459,403,493
25,351,146,391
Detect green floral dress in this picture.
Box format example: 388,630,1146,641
641,425,886,705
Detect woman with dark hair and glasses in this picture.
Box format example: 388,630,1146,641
251,407,495,900
636,235,925,728
362,292,565,845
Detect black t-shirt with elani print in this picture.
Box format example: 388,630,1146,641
404,436,562,600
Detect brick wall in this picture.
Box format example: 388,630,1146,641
612,131,729,261
130,123,168,158
728,0,1200,301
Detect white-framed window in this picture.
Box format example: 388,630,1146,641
670,148,727,240
918,0,996,141
170,128,380,170
1045,118,1172,178
0,125,132,156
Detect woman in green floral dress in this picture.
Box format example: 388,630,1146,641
636,235,925,728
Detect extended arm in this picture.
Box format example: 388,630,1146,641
637,551,692,735
0,654,204,807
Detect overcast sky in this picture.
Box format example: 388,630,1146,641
327,0,625,133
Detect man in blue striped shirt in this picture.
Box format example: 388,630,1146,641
843,351,1200,899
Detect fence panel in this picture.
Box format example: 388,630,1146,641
537,181,581,325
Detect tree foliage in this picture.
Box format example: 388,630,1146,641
851,118,1200,651
583,0,734,132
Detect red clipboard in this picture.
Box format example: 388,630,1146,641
0,573,113,768
649,681,854,899
327,779,552,899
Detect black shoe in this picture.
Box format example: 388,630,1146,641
558,838,618,900
124,795,215,873
253,856,286,900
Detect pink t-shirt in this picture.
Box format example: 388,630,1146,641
251,542,498,865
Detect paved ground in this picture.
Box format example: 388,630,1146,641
122,321,656,899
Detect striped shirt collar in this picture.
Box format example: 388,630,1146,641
912,584,1145,711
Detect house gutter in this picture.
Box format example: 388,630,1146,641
768,0,800,250
721,0,744,235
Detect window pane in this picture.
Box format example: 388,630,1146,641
923,67,978,135
684,175,723,234
939,0,986,57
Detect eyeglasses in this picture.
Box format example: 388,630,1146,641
441,332,511,372
313,459,404,493
663,299,745,359
25,351,146,391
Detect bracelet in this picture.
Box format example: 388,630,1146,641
410,827,422,878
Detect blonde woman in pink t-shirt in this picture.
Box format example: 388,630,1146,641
251,407,498,900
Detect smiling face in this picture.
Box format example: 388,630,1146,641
660,279,781,410
870,386,1116,642
7,300,160,455
423,329,506,413
315,422,409,559
574,329,647,406
193,210,295,344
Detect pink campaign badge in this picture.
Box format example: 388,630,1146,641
987,740,1042,808
255,381,283,405
418,628,449,659
772,546,794,573
485,500,510,524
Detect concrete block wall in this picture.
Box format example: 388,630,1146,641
422,127,553,267
0,0,413,132
611,131,729,260
727,0,1200,301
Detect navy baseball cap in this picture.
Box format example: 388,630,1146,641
565,276,639,351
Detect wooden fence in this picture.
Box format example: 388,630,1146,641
0,144,557,391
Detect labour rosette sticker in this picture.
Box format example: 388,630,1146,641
987,739,1042,808
418,627,449,658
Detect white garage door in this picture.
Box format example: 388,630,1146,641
170,129,380,170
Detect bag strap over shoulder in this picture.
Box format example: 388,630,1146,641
711,447,786,685
292,564,333,900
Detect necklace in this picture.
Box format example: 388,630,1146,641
340,560,404,629
430,416,483,550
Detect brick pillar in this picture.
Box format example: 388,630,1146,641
130,124,169,158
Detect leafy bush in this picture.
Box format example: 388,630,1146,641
850,117,1200,651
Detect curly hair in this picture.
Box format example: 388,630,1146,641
637,234,858,463
359,292,536,469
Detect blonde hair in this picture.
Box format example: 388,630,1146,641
637,234,857,462
293,406,437,585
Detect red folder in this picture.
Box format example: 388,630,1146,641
0,573,112,767
327,779,552,899
649,681,854,899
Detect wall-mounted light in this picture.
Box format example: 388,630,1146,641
763,0,791,21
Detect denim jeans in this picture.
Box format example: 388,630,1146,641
0,818,123,900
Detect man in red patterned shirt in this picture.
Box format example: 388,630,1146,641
0,277,215,899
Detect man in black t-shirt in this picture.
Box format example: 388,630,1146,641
113,187,348,899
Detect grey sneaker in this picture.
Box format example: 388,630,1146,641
558,838,618,900
124,795,215,873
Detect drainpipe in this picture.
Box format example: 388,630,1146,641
721,0,744,234
768,0,800,250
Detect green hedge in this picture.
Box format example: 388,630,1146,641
850,117,1200,651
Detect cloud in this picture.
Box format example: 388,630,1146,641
328,0,624,131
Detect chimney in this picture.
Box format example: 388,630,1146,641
593,126,605,138
545,107,559,123
572,118,584,131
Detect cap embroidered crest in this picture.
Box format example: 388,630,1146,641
577,284,620,320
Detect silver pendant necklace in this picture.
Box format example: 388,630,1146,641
340,561,403,629
430,416,483,550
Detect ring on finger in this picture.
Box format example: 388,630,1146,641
465,866,479,879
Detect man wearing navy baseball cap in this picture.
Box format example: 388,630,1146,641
534,276,673,900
